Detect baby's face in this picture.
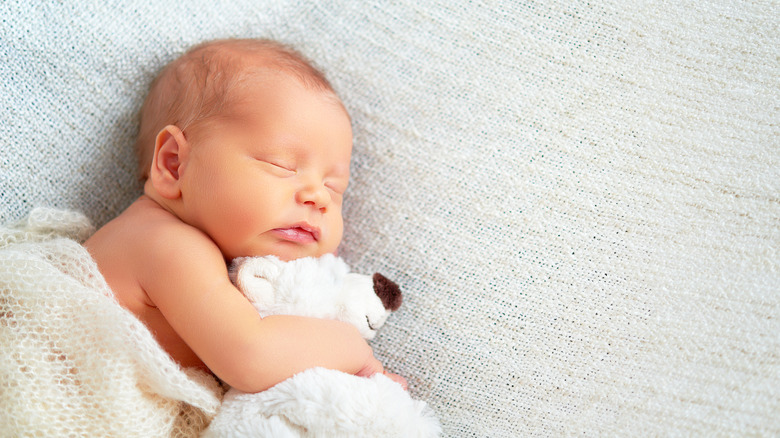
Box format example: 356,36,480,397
178,74,352,261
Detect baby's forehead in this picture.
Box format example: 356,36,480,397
231,70,348,115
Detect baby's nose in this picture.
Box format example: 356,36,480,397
296,184,330,211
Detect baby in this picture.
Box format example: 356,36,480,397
84,38,405,393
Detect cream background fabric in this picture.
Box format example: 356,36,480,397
1,0,778,436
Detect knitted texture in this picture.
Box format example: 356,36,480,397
0,209,221,436
1,0,778,436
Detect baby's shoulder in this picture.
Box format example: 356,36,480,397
88,197,218,264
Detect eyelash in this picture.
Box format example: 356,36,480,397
325,183,345,195
259,159,346,193
263,160,296,174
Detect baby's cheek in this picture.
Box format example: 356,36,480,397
324,223,344,255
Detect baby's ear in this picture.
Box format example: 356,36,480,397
149,125,188,199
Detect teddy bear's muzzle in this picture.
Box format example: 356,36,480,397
372,273,402,311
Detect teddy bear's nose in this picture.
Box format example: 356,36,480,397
372,273,402,311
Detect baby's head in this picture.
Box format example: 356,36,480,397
136,39,342,179
137,39,353,261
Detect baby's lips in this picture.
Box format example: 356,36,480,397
290,222,320,241
272,226,318,243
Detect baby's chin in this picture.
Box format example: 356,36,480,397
276,249,338,262
253,244,338,262
221,237,340,262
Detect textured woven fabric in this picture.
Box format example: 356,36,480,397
1,0,778,436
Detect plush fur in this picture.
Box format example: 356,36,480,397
202,254,440,437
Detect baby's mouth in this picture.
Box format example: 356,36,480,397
272,224,320,243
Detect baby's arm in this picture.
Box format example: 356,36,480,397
137,224,384,392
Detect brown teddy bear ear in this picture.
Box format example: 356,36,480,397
373,273,402,311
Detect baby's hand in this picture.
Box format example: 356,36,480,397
355,353,408,390
382,371,408,390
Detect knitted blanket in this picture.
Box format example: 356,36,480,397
0,208,221,437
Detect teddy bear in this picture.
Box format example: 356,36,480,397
201,254,441,438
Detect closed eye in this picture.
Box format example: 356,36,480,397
260,160,296,176
366,316,377,331
325,179,348,195
326,184,346,195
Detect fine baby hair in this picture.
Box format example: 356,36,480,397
135,38,338,180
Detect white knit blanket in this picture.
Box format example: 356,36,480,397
0,208,222,437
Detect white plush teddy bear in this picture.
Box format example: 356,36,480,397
201,254,441,438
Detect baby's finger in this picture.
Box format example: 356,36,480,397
383,371,408,390
355,355,384,377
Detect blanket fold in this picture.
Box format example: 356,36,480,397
0,208,222,437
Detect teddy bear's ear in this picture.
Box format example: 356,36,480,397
230,257,281,310
373,273,402,311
